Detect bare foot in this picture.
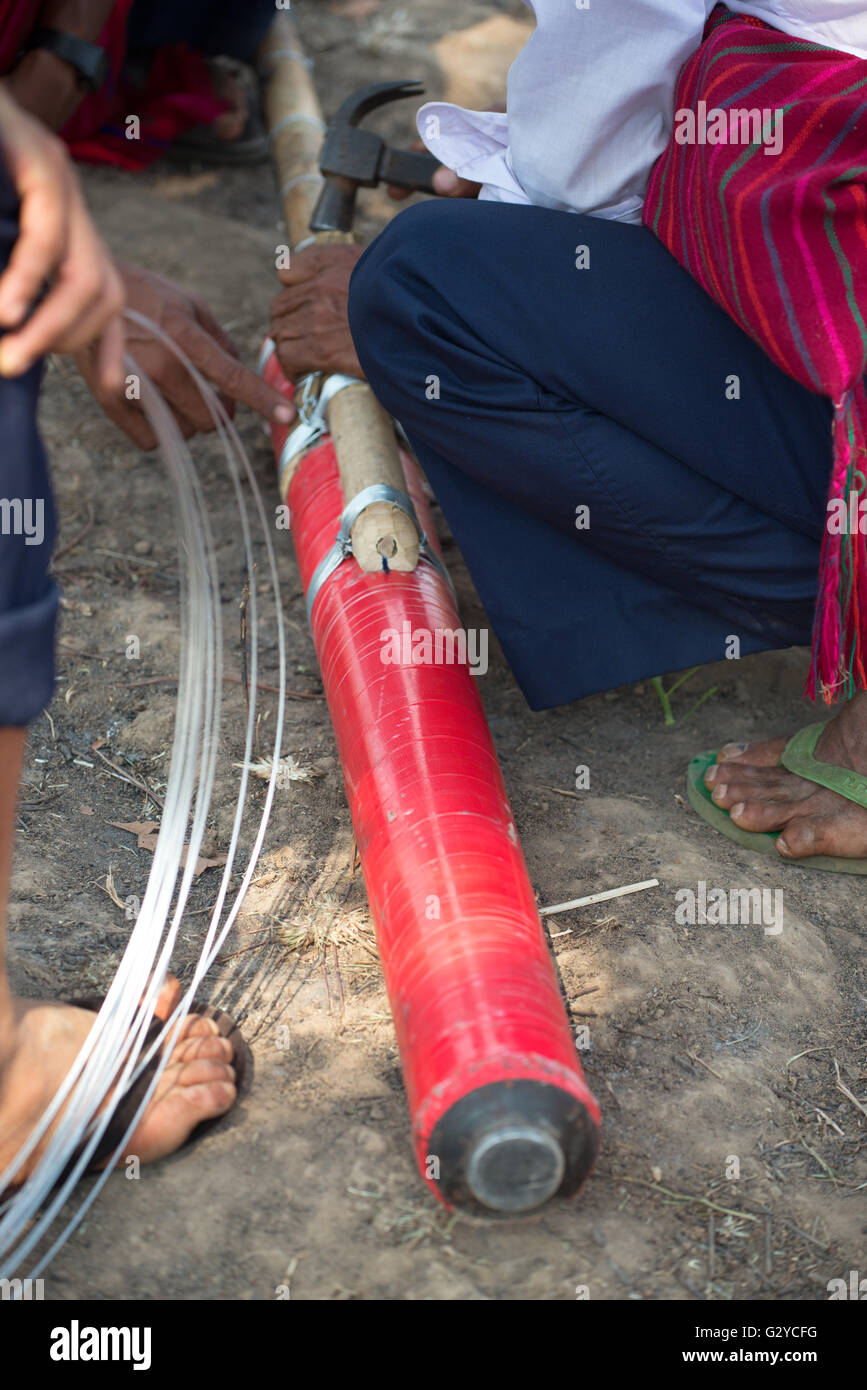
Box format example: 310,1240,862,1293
0,976,236,1192
703,691,867,860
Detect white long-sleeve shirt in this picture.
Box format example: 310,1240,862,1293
417,1,867,224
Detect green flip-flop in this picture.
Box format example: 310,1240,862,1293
687,722,867,874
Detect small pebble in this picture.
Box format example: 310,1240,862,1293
133,539,152,555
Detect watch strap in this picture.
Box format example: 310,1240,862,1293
23,27,108,94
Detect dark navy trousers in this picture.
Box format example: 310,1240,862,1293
128,0,278,61
348,199,832,710
0,163,58,726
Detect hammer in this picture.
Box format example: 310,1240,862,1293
266,75,442,574
310,80,441,233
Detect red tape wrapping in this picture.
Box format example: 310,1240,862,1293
264,352,600,1206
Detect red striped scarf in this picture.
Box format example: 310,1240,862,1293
643,4,867,703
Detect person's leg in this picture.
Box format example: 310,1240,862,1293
0,729,26,1060
127,0,277,61
349,197,827,708
0,162,236,1192
348,196,867,860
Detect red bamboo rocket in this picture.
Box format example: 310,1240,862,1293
263,349,600,1214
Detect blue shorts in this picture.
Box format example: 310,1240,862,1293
0,161,58,726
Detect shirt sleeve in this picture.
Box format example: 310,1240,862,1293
417,0,714,220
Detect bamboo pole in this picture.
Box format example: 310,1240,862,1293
260,14,420,571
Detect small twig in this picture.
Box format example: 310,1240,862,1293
93,547,160,568
813,1105,845,1137
799,1140,839,1185
89,744,165,812
334,944,346,1029
649,668,716,726
687,1050,724,1081
214,941,271,964
533,784,582,801
786,1046,832,1068
834,1057,867,1118
100,867,127,911
779,1217,830,1253
53,502,95,562
681,685,719,723
616,1175,760,1222
18,794,59,812
540,878,659,917
708,1213,715,1280
57,643,104,660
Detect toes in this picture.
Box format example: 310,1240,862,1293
181,1013,220,1038
705,764,812,807
715,737,787,768
176,1079,237,1117
727,799,790,833
705,761,758,789
176,1056,236,1089
776,816,822,858
709,775,789,809
776,810,867,860
129,1071,236,1162
154,974,182,1020
171,1034,233,1065
716,741,748,762
706,761,786,789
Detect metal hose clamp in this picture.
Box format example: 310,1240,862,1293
275,371,360,492
306,482,455,620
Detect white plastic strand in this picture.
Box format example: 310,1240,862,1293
0,311,288,1283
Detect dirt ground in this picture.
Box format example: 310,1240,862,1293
12,0,866,1300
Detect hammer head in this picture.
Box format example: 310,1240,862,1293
320,80,426,187
311,80,438,234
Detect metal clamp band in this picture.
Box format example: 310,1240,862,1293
256,337,276,377
255,354,454,614
305,483,455,620
260,48,314,72
278,172,323,199
268,113,326,144
277,372,361,490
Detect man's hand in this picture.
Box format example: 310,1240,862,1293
0,85,124,391
387,134,489,202
270,243,365,383
388,163,482,201
76,263,296,450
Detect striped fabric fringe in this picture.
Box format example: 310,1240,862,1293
643,4,867,703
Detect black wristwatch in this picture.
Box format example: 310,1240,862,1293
21,27,108,94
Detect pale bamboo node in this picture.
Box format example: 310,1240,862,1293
260,14,424,572
540,878,660,917
260,14,325,248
